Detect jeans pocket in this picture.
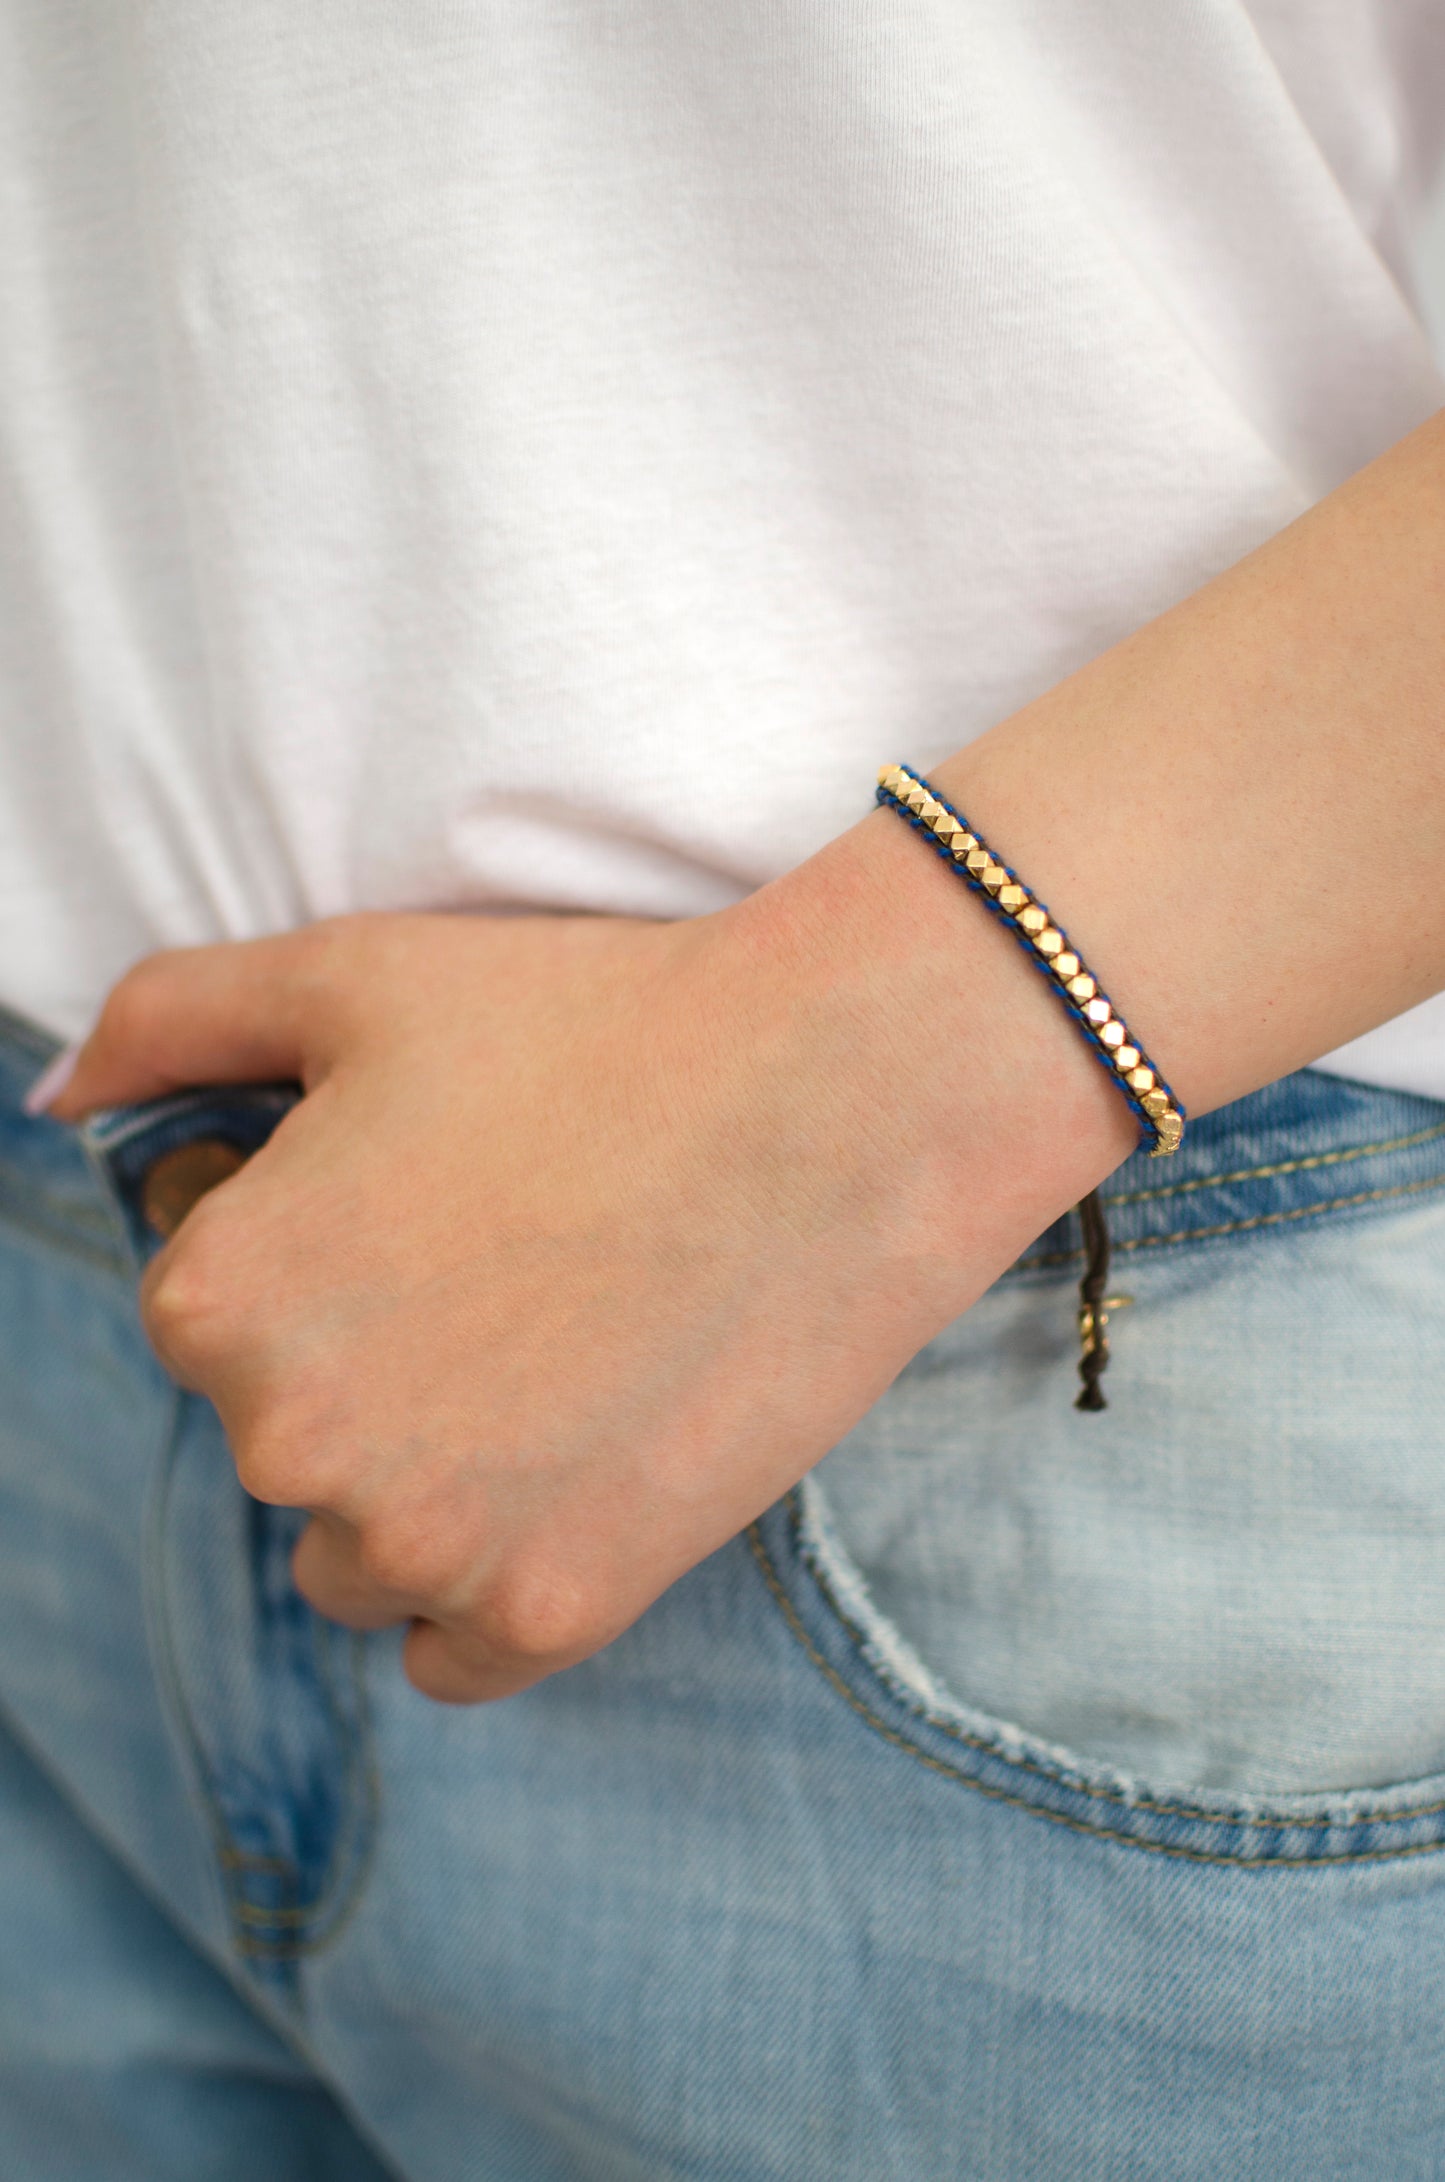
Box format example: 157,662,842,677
759,1185,1445,1867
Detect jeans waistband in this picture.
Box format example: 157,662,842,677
1,999,1443,1271
1019,1065,1445,1272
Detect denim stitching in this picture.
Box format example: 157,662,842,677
223,1626,376,1944
748,1508,1445,1860
787,1498,1445,1825
227,1624,378,1945
286,1619,379,1949
1020,1166,1445,1269
143,1387,270,1951
1105,1117,1445,1207
70,1089,376,1961
231,1759,381,1958
143,1393,377,1959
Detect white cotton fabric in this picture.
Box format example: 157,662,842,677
2,1,1443,1091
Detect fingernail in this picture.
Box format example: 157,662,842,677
23,1043,82,1117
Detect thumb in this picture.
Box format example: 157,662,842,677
38,932,333,1120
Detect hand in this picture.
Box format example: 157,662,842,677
47,830,1124,1701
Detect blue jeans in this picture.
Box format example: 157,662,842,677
3,997,1445,2180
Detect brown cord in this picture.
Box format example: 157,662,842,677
1074,1188,1113,1410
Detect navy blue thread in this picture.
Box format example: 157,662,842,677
877,765,1184,1153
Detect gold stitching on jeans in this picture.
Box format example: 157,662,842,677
775,1499,1445,1827
225,1624,379,1943
1021,1167,1445,1269
746,1517,1445,1862
1105,1117,1445,1208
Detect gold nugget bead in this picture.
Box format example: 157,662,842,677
876,764,1185,1163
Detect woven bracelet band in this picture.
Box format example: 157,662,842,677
876,764,1184,1159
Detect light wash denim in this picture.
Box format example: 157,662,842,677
2,998,1445,2180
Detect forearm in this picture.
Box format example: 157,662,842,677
750,409,1445,1278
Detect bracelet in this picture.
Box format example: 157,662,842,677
876,764,1184,1159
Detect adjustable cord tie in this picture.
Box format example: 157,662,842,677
1074,1188,1134,1411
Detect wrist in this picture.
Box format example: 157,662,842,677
714,798,1137,1314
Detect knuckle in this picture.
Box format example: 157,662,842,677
138,1189,241,1349
230,1386,341,1508
401,1628,483,1705
284,914,385,1037
486,1558,597,1663
230,1417,302,1506
355,1511,462,1600
299,910,385,982
140,1238,224,1363
234,1413,307,1501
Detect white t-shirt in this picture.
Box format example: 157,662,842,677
3,2,1444,1095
